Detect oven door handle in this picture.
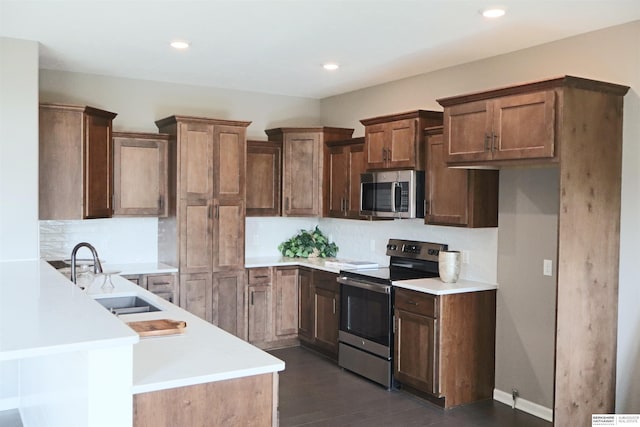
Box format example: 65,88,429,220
338,277,391,294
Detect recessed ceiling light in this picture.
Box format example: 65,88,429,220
482,8,506,18
323,63,339,71
170,41,190,49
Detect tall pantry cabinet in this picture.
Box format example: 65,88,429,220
156,115,250,339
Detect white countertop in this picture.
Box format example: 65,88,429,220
245,256,379,274
85,274,285,394
0,260,139,362
392,277,498,295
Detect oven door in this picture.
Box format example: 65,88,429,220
338,276,392,358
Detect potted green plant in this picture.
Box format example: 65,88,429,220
278,226,338,258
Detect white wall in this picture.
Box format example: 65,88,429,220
319,21,640,413
0,37,39,261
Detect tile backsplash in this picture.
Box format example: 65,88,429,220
39,218,158,264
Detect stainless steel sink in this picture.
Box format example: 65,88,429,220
94,296,162,315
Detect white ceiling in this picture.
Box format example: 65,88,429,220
1,0,639,99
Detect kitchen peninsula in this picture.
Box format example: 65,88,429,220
0,260,284,427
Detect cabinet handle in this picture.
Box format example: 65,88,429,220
492,133,498,152
254,275,269,279
344,198,349,214
484,134,490,151
387,148,391,161
158,197,164,210
215,205,219,218
424,200,429,215
333,298,336,314
150,282,171,286
208,205,213,219
407,300,418,305
251,292,254,305
393,315,396,334
382,148,387,160
285,197,289,211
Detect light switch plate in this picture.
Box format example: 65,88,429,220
543,259,553,276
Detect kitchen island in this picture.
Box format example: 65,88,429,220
1,260,284,427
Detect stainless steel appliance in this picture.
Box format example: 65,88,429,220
360,170,425,219
337,239,447,388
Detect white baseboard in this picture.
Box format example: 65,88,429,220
493,388,553,422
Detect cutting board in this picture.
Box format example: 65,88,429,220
126,319,187,337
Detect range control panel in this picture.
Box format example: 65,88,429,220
386,239,448,261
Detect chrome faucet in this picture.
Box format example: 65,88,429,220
70,242,103,284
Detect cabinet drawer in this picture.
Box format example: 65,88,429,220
248,267,272,285
146,274,176,293
122,274,142,286
313,270,338,292
394,288,437,317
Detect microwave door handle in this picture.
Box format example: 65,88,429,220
392,182,401,213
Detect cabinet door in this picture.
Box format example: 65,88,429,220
282,133,322,216
346,142,366,218
492,91,556,160
273,267,299,339
387,118,418,169
298,268,314,342
179,199,213,274
394,308,438,395
179,273,212,322
212,199,244,271
246,141,281,216
84,113,114,218
444,100,493,163
426,131,469,226
213,270,245,338
247,285,272,344
326,145,348,218
365,123,387,169
214,124,245,200
314,287,339,356
113,134,167,216
178,121,214,200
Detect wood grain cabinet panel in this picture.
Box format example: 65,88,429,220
297,268,314,343
424,127,498,228
273,267,299,339
440,89,556,165
360,110,443,171
156,115,250,332
39,103,117,220
113,132,169,216
247,285,272,344
393,287,496,409
265,127,354,217
324,137,366,219
246,140,282,216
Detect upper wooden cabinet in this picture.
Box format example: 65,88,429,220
324,137,366,219
113,132,169,217
246,140,282,217
39,103,117,220
360,110,443,170
265,127,354,217
424,127,498,227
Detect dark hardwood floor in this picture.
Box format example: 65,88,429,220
270,346,552,427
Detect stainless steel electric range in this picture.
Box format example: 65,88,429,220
337,238,448,388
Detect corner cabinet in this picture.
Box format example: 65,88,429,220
424,126,498,227
394,288,496,409
360,110,443,170
113,132,169,217
156,115,250,339
246,140,282,216
324,137,367,219
39,103,117,219
265,127,354,217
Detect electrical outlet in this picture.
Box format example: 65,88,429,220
543,259,553,276
461,250,470,264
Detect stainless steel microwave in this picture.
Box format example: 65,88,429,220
360,170,425,219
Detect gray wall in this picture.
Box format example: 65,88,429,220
320,21,640,412
497,168,558,408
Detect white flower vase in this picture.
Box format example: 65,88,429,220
439,251,461,283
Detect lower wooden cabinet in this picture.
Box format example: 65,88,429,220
273,267,299,340
297,267,314,343
311,270,340,358
177,271,245,339
247,285,271,344
393,287,496,408
123,273,178,303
